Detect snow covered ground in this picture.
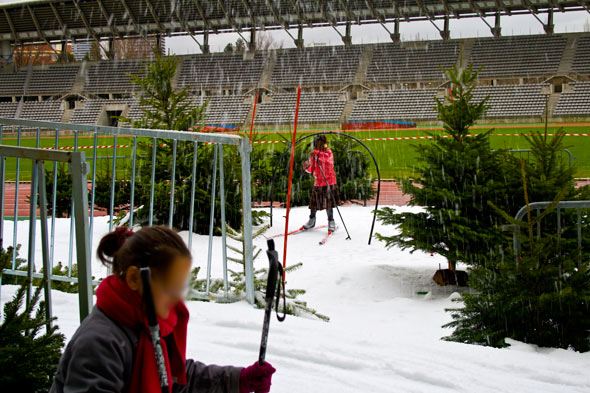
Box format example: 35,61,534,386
2,205,590,392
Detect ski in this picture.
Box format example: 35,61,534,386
319,226,337,245
268,225,329,240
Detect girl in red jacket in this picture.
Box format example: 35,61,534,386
302,135,340,232
51,225,276,393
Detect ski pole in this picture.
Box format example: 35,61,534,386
259,239,286,365
140,266,169,393
314,154,352,240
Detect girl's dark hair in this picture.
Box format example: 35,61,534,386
97,225,191,277
314,135,327,150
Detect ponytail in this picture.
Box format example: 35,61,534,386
97,225,191,277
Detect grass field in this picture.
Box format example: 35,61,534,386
248,122,590,179
0,135,137,181
1,122,590,181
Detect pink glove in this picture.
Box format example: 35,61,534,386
239,361,276,393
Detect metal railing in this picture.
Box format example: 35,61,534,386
502,149,575,167
0,118,255,323
0,144,92,325
509,200,590,265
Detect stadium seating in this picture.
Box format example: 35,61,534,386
27,65,80,95
69,98,133,125
19,100,64,122
271,46,362,87
554,82,590,116
366,41,459,83
349,89,439,121
572,36,590,75
125,95,252,126
469,35,566,78
0,71,27,96
0,33,587,125
198,95,252,125
0,102,18,119
472,84,548,118
178,52,265,91
121,99,149,126
84,60,145,93
256,92,346,124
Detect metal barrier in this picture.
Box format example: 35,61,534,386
510,200,590,265
0,144,92,325
502,149,575,167
0,117,255,323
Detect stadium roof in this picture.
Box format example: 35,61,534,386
0,0,587,44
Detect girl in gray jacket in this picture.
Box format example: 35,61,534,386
50,225,275,393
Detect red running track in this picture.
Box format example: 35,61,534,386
2,182,108,218
5,179,590,217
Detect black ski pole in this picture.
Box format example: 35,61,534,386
140,266,170,393
259,239,286,365
314,154,352,240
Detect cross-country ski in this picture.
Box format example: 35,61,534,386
267,225,328,240
318,226,338,246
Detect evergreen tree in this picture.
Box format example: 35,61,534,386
375,64,514,270
444,158,590,351
118,51,264,232
0,245,65,392
44,162,72,218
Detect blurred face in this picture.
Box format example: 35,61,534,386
150,256,192,318
314,138,324,150
126,255,192,319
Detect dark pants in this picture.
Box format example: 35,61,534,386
310,208,334,221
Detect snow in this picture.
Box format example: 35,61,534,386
2,205,590,392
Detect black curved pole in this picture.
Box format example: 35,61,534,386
269,131,381,245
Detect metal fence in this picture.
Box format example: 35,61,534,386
503,148,575,167
0,144,92,324
0,117,255,324
509,200,590,265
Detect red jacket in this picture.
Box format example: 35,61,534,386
304,148,337,187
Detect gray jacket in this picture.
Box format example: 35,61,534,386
50,307,242,393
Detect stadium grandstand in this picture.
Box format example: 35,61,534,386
0,1,588,128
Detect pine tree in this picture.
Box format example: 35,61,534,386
0,245,65,392
117,51,265,232
375,64,514,271
44,162,72,218
444,158,590,351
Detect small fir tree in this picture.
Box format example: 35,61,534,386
375,64,513,270
0,245,65,392
118,51,265,232
444,158,590,351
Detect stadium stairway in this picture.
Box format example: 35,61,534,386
458,39,474,69
353,45,373,86
547,93,560,116
70,65,86,95
258,51,277,90
557,35,577,75
339,100,355,123
61,108,74,123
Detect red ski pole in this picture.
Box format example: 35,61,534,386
282,85,302,280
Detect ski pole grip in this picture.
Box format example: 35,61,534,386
265,240,279,304
140,267,158,327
